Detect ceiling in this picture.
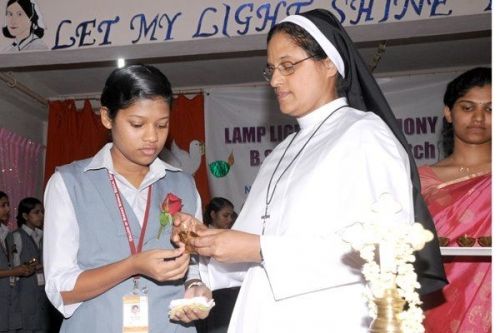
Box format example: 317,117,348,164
0,15,492,123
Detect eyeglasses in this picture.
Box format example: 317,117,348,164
263,54,317,82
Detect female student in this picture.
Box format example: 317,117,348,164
203,197,235,230
0,191,34,332
43,64,211,332
197,197,238,333
9,197,51,332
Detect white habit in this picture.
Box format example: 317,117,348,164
201,98,414,333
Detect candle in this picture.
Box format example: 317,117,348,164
379,241,396,273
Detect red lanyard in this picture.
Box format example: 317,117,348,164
108,173,152,255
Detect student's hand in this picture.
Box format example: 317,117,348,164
130,248,190,282
171,283,213,323
184,281,212,300
192,229,261,263
12,264,35,277
171,212,207,250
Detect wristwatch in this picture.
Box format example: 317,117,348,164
185,279,204,290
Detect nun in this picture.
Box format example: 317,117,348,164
173,9,447,332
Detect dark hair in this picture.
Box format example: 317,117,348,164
3,0,44,38
439,67,491,157
100,64,173,120
266,22,346,95
267,22,327,60
0,191,8,200
203,197,234,226
16,197,41,228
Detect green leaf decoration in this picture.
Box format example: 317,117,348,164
209,160,230,178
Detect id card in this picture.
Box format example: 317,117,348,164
123,294,148,333
36,272,45,286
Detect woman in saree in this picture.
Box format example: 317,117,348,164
419,67,491,332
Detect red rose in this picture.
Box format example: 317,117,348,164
162,193,182,214
158,193,183,239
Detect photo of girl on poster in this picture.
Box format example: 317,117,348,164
2,0,48,52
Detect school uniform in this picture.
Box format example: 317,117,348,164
0,223,21,332
44,143,201,332
9,225,50,333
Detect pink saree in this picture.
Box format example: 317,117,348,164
419,165,491,333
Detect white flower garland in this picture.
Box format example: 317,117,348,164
342,195,433,333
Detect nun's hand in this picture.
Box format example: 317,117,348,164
192,229,261,263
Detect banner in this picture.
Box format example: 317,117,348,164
204,71,459,210
0,0,490,54
204,86,297,211
379,71,458,162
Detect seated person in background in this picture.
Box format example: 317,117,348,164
197,197,239,333
203,197,236,230
418,67,491,332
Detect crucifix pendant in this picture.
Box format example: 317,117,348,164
261,205,270,235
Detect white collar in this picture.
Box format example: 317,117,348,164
21,224,43,248
21,224,40,237
84,143,180,190
296,98,348,130
14,34,38,50
85,143,180,172
0,223,9,238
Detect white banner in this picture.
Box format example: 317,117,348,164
380,71,458,162
0,0,490,53
204,71,459,210
204,86,297,211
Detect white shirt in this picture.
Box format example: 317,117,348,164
43,143,202,317
0,223,9,256
203,98,414,332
